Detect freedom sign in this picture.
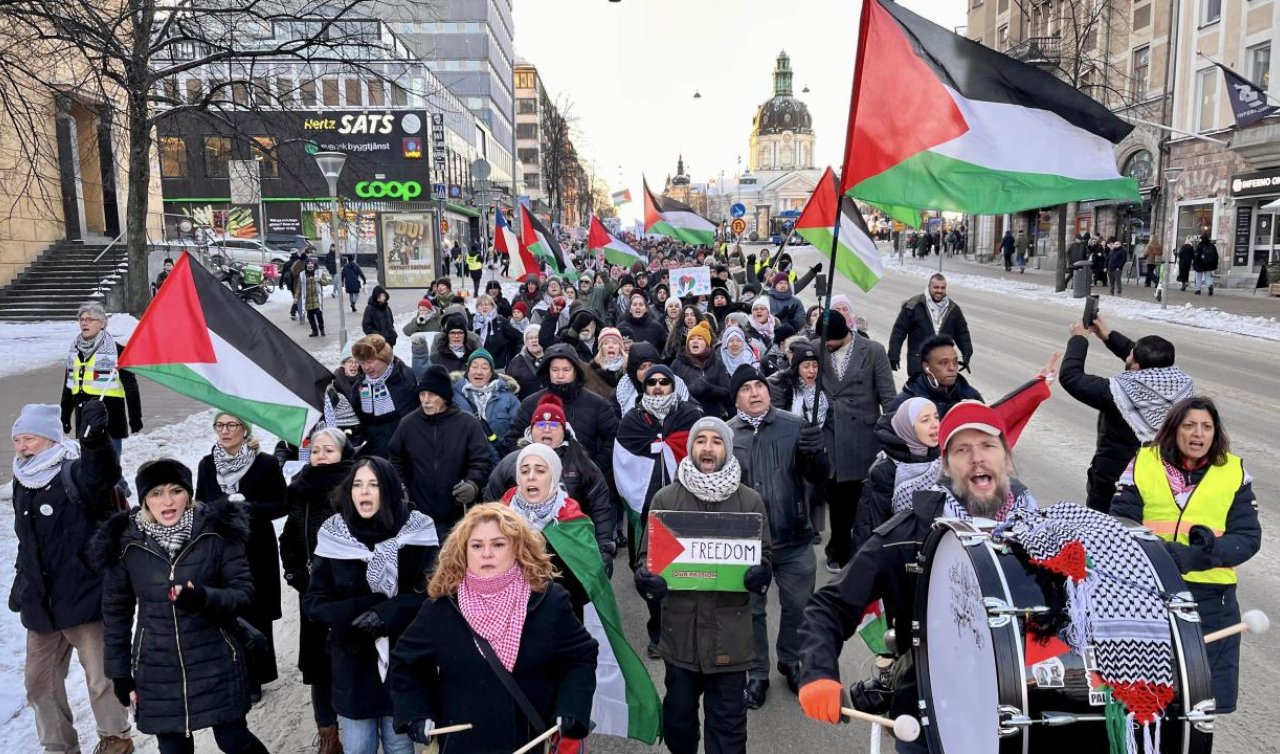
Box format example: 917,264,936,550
647,510,763,592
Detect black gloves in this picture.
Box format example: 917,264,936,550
559,715,590,739
452,480,479,506
129,417,144,434
79,400,108,442
602,552,614,579
814,262,823,272
1164,541,1213,574
170,581,207,613
743,564,773,594
405,719,434,745
351,609,386,637
889,359,900,372
635,566,668,602
1188,524,1216,552
799,424,826,456
112,676,135,707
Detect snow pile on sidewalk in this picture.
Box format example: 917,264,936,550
0,316,140,380
888,258,1280,342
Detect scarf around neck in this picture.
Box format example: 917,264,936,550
719,339,757,375
924,289,950,333
1109,367,1194,442
509,488,570,532
927,478,1038,522
464,378,502,420
69,330,118,373
136,507,195,557
213,442,256,494
677,454,743,503
789,382,829,426
642,392,679,422
459,564,530,672
12,440,80,490
891,457,943,515
736,408,767,432
360,366,397,416
473,310,496,344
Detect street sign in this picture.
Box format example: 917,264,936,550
730,203,746,219
730,218,747,235
433,183,447,199
783,220,794,232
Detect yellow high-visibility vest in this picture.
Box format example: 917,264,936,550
66,353,124,398
1134,445,1243,585
466,252,483,271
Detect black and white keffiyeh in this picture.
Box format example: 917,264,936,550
136,507,195,556
212,442,256,494
923,288,950,333
69,330,118,372
641,392,679,423
617,375,689,414
12,440,79,490
735,409,766,432
925,478,1038,522
890,457,942,515
677,455,743,503
1110,367,1194,442
789,383,829,426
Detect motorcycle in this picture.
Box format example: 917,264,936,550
218,259,270,306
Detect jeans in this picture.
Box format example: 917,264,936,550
1195,270,1215,291
1108,269,1123,295
25,622,130,752
338,716,414,754
348,291,359,310
824,479,864,567
662,664,747,754
155,719,265,754
1015,253,1026,269
750,542,816,681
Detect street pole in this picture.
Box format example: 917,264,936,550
313,152,348,351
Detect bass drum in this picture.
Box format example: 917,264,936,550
913,518,1215,754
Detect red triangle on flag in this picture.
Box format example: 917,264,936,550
665,431,690,464
1024,633,1072,667
647,515,686,574
117,253,217,368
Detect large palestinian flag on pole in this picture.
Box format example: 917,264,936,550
643,179,716,246
118,253,332,445
795,167,884,292
521,209,577,282
495,206,537,281
589,215,645,268
840,0,1139,214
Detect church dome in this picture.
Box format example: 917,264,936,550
752,51,812,136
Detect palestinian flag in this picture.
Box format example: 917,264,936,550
495,206,537,280
612,414,693,543
795,167,884,292
118,253,332,444
990,375,1053,446
840,0,1139,215
589,215,645,268
611,189,632,207
646,510,764,592
857,601,890,655
643,179,716,246
521,209,577,282
502,494,661,744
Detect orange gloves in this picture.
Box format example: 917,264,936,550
798,678,844,724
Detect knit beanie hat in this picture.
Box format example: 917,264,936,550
686,321,713,346
771,272,789,287
530,394,567,427
512,301,530,317
443,314,468,334
730,364,767,398
598,327,624,348
467,348,495,372
135,458,194,501
351,334,394,364
339,341,355,365
516,443,563,493
417,297,434,310
11,404,62,442
416,364,453,399
643,364,677,388
821,310,851,340
686,416,735,458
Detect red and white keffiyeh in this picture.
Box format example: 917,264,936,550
459,563,531,671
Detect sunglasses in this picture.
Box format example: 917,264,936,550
645,377,673,387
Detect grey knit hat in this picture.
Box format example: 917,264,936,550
12,404,63,442
686,416,734,457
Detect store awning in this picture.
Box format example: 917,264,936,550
445,202,481,218
1262,198,1280,211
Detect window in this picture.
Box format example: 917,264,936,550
391,82,408,106
1195,67,1217,131
367,79,385,106
1131,46,1150,101
158,137,186,178
230,82,249,106
203,136,232,178
515,70,536,89
517,97,537,114
320,78,339,106
161,78,180,105
184,79,203,105
1133,2,1151,29
998,24,1009,50
299,79,317,106
251,137,278,178
998,0,1009,11
515,123,538,139
250,78,272,106
1250,43,1271,91
275,76,294,106
518,148,539,165
345,78,362,106
1200,0,1221,24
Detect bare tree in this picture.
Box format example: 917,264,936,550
541,94,581,226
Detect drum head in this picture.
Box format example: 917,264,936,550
924,531,1000,749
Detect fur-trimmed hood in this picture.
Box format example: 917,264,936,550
88,497,251,567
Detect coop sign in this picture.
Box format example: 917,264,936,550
355,180,423,200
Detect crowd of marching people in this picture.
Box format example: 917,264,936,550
9,232,1261,754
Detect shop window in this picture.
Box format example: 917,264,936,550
251,137,278,178
1175,203,1214,245
203,136,232,178
159,136,187,178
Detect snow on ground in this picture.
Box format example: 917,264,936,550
0,315,139,379
886,255,1280,342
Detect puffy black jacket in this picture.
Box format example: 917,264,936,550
94,500,254,736
887,295,973,377
388,406,494,540
303,530,435,720
852,424,939,553
476,314,523,368
1193,240,1219,272
485,442,615,557
391,586,597,753
347,358,420,458
728,407,828,549
431,330,481,374
503,345,619,474
671,350,731,420
361,286,397,345
617,312,668,352
505,350,542,401
884,371,984,418
279,459,354,591
10,435,120,634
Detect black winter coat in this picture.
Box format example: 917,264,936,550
10,435,120,633
195,452,288,630
341,261,366,293
852,424,938,553
302,530,435,720
884,371,983,418
347,358,420,458
1177,244,1195,282
94,500,254,735
485,442,616,556
728,407,828,549
887,295,974,377
1193,239,1219,272
477,314,523,368
361,286,397,345
505,350,543,401
61,366,143,440
671,350,732,420
390,585,598,754
503,348,619,473
430,330,480,374
617,312,668,352
387,406,493,539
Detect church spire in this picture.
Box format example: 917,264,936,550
773,50,792,97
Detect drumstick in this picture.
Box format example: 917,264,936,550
430,723,473,735
1204,609,1270,644
841,707,921,742
511,724,560,754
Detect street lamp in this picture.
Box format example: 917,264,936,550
313,151,348,350
1160,166,1184,310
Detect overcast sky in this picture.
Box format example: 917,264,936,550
511,0,967,222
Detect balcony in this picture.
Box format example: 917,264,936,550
1006,36,1061,66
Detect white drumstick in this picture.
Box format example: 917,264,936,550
1204,610,1270,644
841,707,921,742
430,723,473,735
512,724,560,754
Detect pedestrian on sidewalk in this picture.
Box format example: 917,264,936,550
1064,233,1088,287
1089,239,1108,287
296,258,331,337
465,242,484,296
12,402,135,754
61,302,143,459
1000,229,1015,271
1193,232,1219,296
1143,239,1163,288
1106,237,1127,295
341,256,366,313
1177,237,1195,291
1014,230,1030,273
324,244,339,299
361,286,397,347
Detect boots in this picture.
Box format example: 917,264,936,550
92,736,135,754
314,724,343,754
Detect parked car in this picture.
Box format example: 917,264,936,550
266,234,316,254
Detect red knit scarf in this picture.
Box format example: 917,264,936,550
458,564,530,671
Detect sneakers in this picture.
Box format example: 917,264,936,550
93,736,134,754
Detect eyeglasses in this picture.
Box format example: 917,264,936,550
645,378,673,387
533,421,562,430
213,422,243,432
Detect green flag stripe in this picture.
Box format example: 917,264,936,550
650,220,715,246
794,226,882,293
129,362,311,441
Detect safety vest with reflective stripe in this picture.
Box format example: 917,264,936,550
466,252,483,271
65,352,124,398
1134,446,1243,585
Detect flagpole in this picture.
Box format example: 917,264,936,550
1196,51,1280,107
809,194,844,428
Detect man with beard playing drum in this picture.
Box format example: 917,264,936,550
796,402,1037,753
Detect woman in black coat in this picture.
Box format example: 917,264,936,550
303,457,439,754
853,398,940,553
94,459,267,754
506,325,544,400
279,428,355,753
362,286,397,346
389,503,597,753
617,292,668,352
432,314,480,375
473,294,523,368
670,322,731,419
194,413,287,693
